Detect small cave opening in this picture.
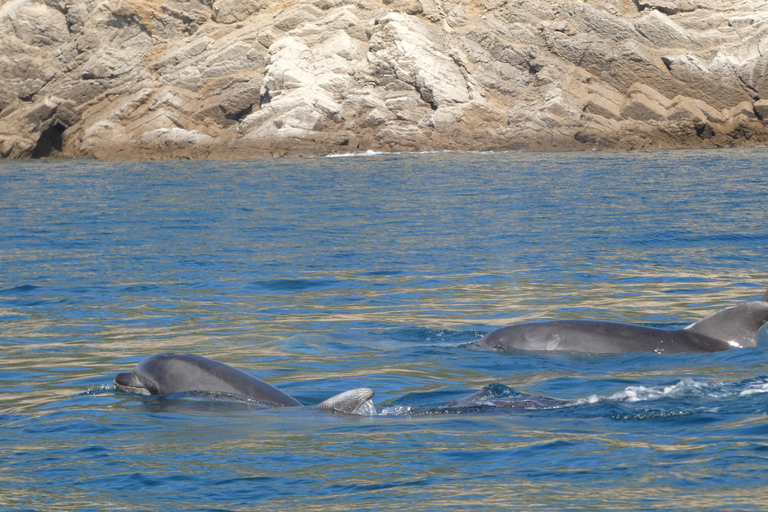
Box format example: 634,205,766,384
31,122,66,159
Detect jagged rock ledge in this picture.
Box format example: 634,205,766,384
1,0,767,160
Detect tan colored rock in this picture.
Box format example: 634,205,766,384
2,0,768,160
368,13,471,108
583,84,624,120
726,100,758,120
212,0,267,24
667,96,707,123
754,99,768,122
635,9,699,49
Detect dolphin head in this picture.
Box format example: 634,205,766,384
114,371,152,395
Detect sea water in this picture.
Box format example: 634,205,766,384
1,148,768,511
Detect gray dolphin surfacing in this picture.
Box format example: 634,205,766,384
475,291,768,354
114,353,375,415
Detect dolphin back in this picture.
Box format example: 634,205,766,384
475,319,738,353
477,320,702,353
119,353,302,407
684,301,768,348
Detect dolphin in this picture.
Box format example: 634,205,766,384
445,383,572,411
114,353,375,415
380,383,573,416
475,290,768,354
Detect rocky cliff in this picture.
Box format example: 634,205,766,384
1,0,767,159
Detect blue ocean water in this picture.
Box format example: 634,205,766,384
1,148,768,511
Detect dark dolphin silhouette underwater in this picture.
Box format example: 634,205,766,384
114,353,376,415
382,383,574,416
476,289,768,354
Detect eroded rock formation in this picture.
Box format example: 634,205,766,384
1,0,766,159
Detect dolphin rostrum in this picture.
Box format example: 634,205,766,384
475,290,768,354
114,353,375,415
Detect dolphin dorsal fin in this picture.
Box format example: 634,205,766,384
316,388,376,415
684,301,768,348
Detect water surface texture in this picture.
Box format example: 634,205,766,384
2,149,768,511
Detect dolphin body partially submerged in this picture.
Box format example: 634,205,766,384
114,353,375,415
114,355,571,417
383,383,573,416
476,290,768,354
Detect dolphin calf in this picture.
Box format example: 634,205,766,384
475,290,768,354
114,353,375,415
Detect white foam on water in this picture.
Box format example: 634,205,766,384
574,378,722,406
326,149,385,158
354,399,378,416
378,405,414,416
739,380,768,397
75,383,117,396
326,149,514,158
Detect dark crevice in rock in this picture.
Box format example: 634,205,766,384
227,104,254,122
107,13,143,29
423,94,438,110
31,122,67,158
527,61,543,74
107,13,153,40
695,122,714,139
260,88,272,107
632,0,698,15
59,4,76,35
737,76,760,100
450,53,474,98
414,84,438,110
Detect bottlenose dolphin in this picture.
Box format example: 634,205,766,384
446,383,571,411
431,384,571,413
380,383,573,416
475,290,768,354
114,353,375,415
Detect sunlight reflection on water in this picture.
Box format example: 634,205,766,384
1,148,768,511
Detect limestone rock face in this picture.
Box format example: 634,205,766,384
1,0,767,159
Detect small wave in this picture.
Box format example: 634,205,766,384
0,284,40,295
74,384,116,396
353,399,377,417
326,149,514,158
610,410,700,421
738,379,768,397
326,149,385,158
369,326,479,349
378,406,419,416
245,278,339,294
576,378,713,405
575,376,768,406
